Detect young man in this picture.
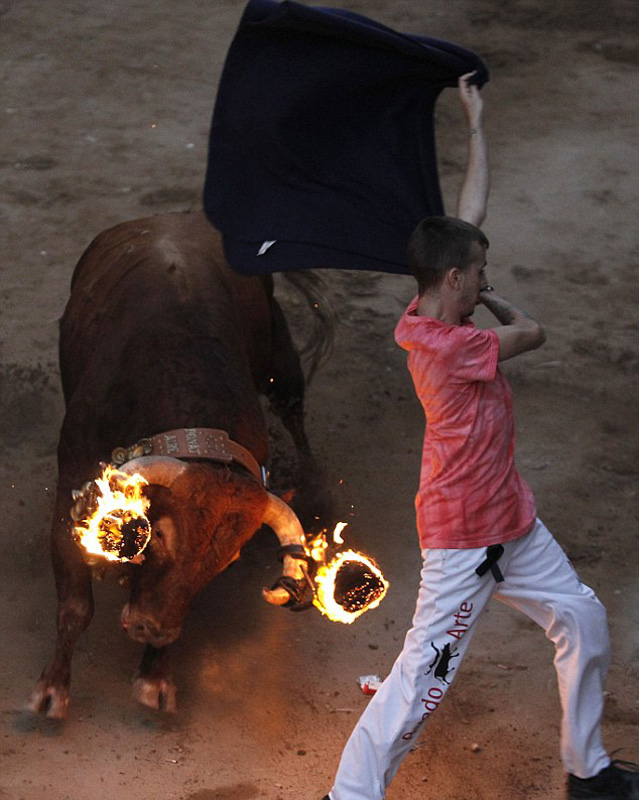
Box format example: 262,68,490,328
322,81,639,800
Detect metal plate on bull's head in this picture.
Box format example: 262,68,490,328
111,447,128,466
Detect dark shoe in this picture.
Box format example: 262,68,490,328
568,760,639,799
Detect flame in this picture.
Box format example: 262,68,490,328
308,532,329,563
333,521,347,544
72,465,151,562
307,521,348,561
309,523,389,624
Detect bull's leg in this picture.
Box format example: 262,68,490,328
25,487,94,719
132,645,176,712
264,301,333,530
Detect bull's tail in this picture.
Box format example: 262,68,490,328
279,271,336,384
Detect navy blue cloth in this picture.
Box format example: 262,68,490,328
203,0,488,274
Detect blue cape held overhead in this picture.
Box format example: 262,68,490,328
203,0,488,275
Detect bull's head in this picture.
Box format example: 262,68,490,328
104,456,307,648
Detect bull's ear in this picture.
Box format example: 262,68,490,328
278,488,297,506
119,456,187,489
143,484,174,517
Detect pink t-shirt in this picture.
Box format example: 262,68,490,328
394,297,536,549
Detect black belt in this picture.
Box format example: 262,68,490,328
475,544,505,582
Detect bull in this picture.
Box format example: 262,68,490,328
26,211,333,719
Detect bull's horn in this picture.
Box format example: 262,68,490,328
119,456,187,488
262,492,306,548
261,493,307,605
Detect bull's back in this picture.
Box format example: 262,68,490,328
62,213,270,380
58,213,274,476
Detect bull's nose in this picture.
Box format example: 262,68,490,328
121,604,179,647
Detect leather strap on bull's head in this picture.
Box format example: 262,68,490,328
112,428,268,486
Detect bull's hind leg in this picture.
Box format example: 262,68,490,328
264,301,333,531
132,645,176,712
25,487,95,719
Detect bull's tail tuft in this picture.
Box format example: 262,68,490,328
279,271,336,384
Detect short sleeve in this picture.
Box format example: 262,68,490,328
444,326,499,384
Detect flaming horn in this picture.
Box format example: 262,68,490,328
70,457,188,563
69,458,317,591
71,460,389,623
70,463,154,562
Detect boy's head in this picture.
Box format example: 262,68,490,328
408,216,489,296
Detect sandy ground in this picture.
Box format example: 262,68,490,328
1,1,638,799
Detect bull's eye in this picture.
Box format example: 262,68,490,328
151,517,175,554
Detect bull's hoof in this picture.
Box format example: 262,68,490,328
262,575,313,611
132,676,177,712
24,681,70,720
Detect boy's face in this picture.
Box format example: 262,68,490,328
459,243,488,317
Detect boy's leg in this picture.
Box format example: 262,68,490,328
330,546,498,800
494,519,611,779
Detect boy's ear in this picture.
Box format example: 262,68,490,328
446,267,462,290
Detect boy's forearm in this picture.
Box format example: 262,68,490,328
480,288,546,358
480,288,537,327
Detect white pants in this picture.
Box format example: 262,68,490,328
330,519,611,800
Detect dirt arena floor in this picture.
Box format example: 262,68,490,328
1,1,638,798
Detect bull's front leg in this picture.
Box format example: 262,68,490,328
25,491,95,719
132,645,176,712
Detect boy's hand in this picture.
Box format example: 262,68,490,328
458,71,484,131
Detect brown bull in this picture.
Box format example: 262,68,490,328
26,211,332,719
